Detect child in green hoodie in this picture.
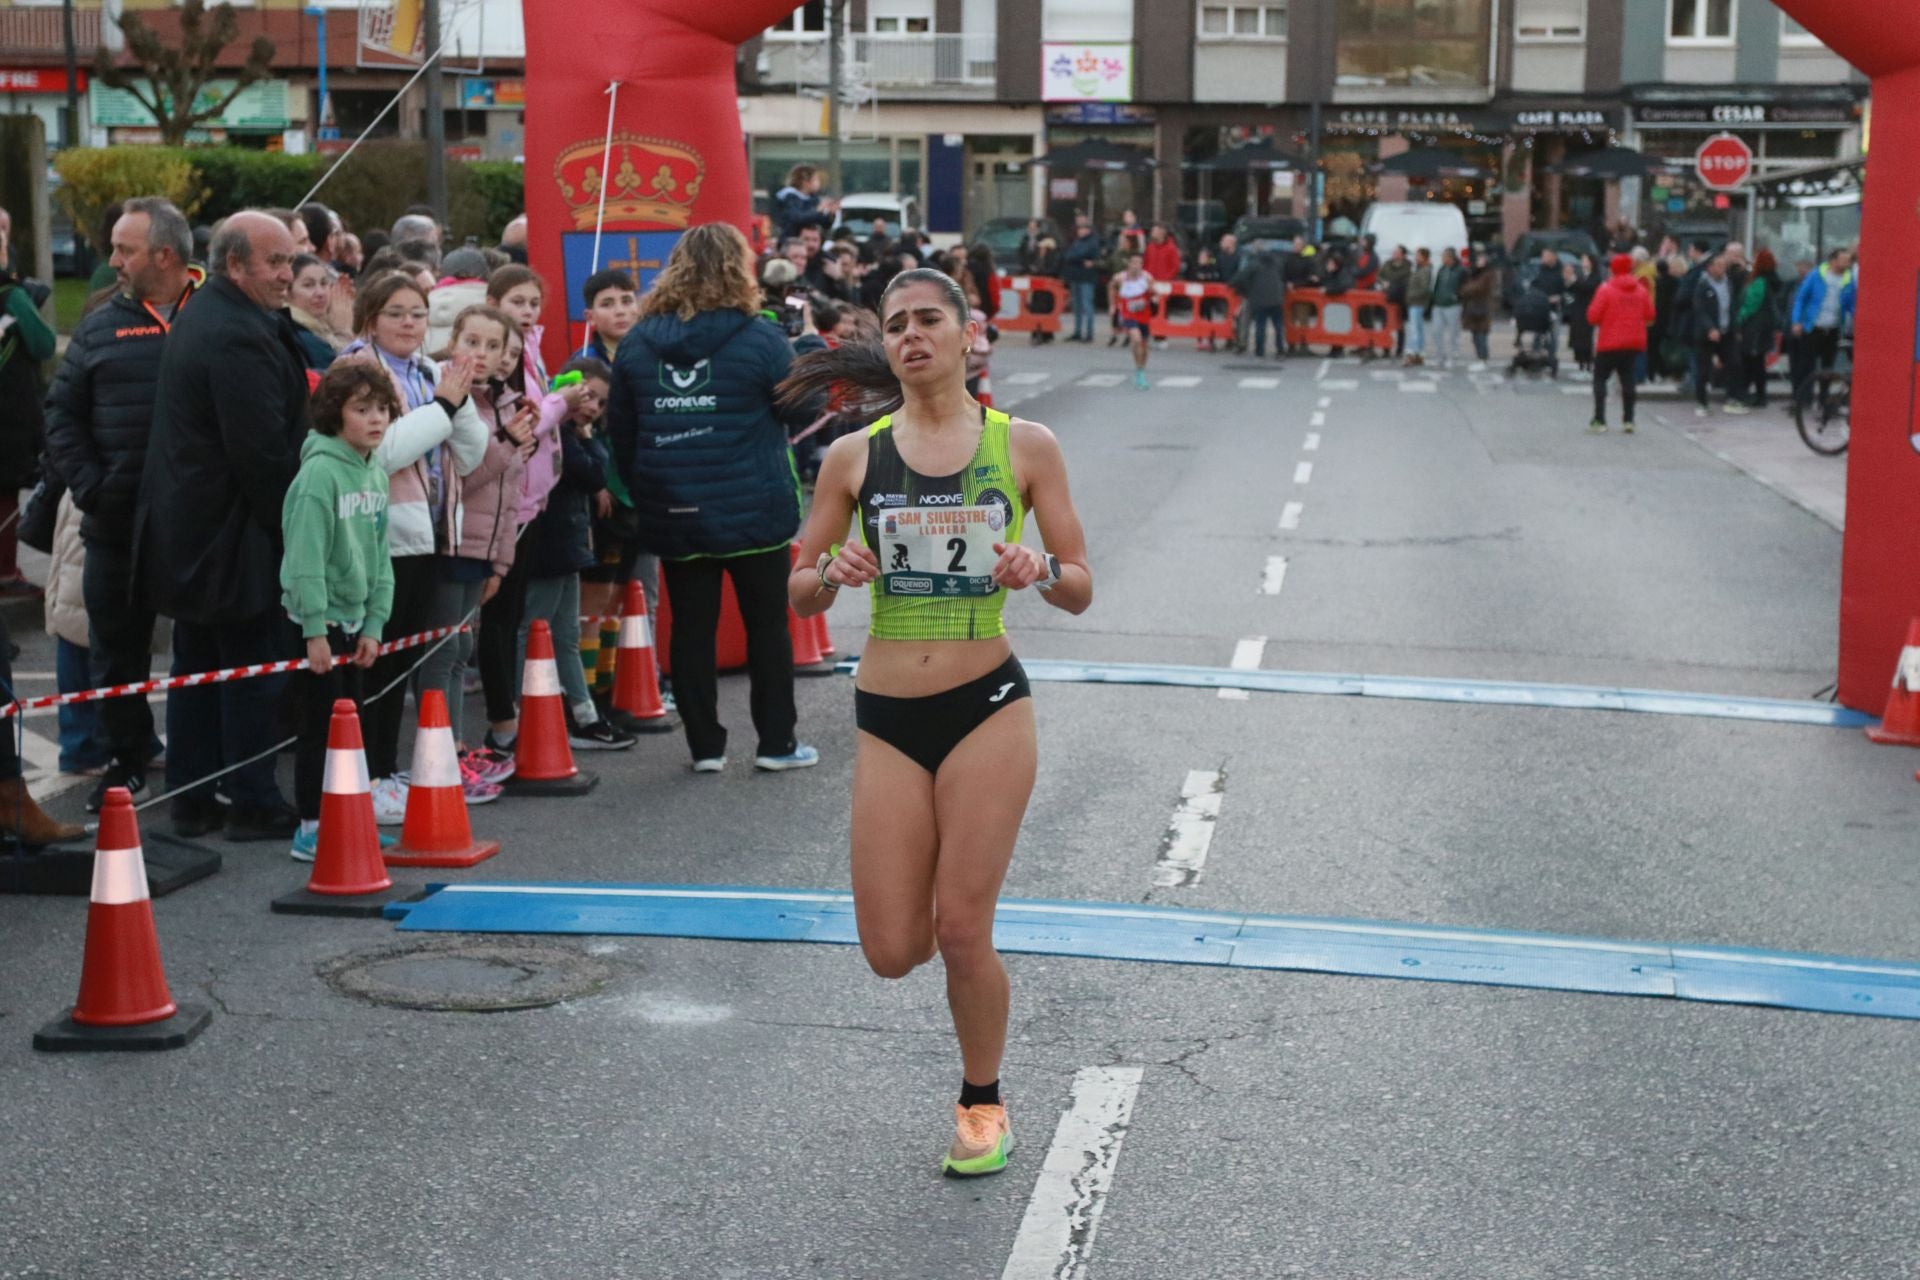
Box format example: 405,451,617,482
280,363,400,861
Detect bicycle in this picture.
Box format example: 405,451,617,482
1793,344,1851,456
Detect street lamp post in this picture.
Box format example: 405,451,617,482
60,0,79,148
304,6,333,148
423,0,448,222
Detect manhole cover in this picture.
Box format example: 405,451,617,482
320,937,615,1012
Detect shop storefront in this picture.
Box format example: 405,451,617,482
88,77,302,149
1751,158,1861,272
0,68,87,147
1624,88,1865,242
1042,102,1157,236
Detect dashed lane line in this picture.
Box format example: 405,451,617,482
1151,769,1225,888
1317,396,1332,409
1304,432,1321,451
1293,461,1313,484
1278,501,1303,531
1261,556,1289,596
1309,409,1326,426
999,1066,1145,1280
1237,376,1280,389
1219,636,1267,702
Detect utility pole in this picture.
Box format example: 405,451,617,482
826,0,844,199
1307,4,1327,242
60,0,78,148
422,0,448,223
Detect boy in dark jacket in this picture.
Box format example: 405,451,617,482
516,358,635,751
280,363,398,860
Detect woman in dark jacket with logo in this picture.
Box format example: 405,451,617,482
607,222,815,773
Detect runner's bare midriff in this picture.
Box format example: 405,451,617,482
856,635,1014,698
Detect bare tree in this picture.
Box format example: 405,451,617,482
95,0,276,147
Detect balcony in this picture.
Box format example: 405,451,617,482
758,33,997,98
0,6,102,59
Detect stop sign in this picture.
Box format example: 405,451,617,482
1695,132,1753,190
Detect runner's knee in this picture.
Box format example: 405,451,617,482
863,932,934,980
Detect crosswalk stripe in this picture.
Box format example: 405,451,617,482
1237,376,1280,389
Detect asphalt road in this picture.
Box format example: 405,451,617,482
3,337,1915,1280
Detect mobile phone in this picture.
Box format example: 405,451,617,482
783,294,807,337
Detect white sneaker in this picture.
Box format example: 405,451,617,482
370,775,409,825
1722,402,1752,416
691,757,726,774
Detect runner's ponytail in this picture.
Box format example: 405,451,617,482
777,340,903,419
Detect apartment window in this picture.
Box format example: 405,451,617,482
1780,14,1821,46
1044,0,1134,41
1336,0,1493,89
1668,0,1733,42
1515,0,1583,40
872,0,934,33
768,1,829,38
1200,5,1288,38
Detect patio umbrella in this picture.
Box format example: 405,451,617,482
1187,138,1309,225
1370,146,1493,180
1546,147,1676,179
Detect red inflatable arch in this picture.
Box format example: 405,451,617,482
1770,2,1920,715
523,0,1915,715
522,0,803,367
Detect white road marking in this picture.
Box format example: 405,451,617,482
1218,636,1267,701
1000,1065,1145,1280
1320,379,1358,391
1304,432,1321,451
1561,385,1588,395
1005,371,1051,385
1308,411,1326,427
1316,358,1331,380
1293,461,1313,484
1152,769,1225,887
1370,369,1404,381
1238,376,1280,389
1261,556,1289,595
1316,396,1332,409
1278,500,1303,530
1076,373,1126,387
1157,375,1202,387
1399,381,1438,393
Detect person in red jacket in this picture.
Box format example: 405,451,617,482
1142,223,1182,282
1586,253,1656,434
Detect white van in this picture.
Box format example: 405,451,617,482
1360,202,1471,259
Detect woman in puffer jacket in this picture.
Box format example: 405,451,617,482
337,269,488,822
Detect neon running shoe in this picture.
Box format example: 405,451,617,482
461,746,516,784
942,1103,1013,1178
459,759,503,805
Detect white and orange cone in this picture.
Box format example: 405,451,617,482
387,690,501,868
33,788,211,1051
272,700,404,916
506,620,599,796
1866,617,1920,746
609,580,672,732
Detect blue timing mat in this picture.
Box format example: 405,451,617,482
831,658,1873,729
388,884,1920,1021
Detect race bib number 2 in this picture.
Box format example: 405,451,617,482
878,505,1005,597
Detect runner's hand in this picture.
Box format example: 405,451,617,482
352,636,381,668
827,542,879,588
306,636,333,675
990,542,1047,590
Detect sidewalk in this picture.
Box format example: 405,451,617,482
1654,400,1846,530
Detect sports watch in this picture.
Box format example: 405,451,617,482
1035,553,1062,593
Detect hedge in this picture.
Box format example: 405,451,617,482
55,143,525,250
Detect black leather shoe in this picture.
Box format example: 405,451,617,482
222,802,300,843
172,802,225,839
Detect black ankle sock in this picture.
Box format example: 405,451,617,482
959,1078,1001,1108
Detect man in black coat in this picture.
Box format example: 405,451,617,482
44,196,201,813
1688,252,1735,415
132,210,308,839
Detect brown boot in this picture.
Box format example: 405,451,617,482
0,776,85,847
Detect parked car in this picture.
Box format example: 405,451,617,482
1228,214,1308,256
1360,201,1471,259
973,215,1063,271
1508,229,1599,265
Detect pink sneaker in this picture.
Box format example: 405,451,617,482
459,758,503,806
460,746,516,785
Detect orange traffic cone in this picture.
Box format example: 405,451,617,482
506,620,598,796
34,788,211,1051
386,690,501,868
273,700,404,916
1865,617,1920,746
609,580,673,733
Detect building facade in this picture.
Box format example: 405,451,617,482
0,0,1865,252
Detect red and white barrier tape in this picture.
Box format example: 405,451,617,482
2,624,471,720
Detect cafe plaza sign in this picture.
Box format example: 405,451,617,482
1332,107,1615,134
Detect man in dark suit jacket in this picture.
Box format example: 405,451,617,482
134,210,309,839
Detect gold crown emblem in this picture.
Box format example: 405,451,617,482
554,133,706,230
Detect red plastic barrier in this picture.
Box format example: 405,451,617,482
994,275,1067,334
1284,288,1399,355
1149,281,1240,343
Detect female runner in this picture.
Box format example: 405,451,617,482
783,268,1092,1177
